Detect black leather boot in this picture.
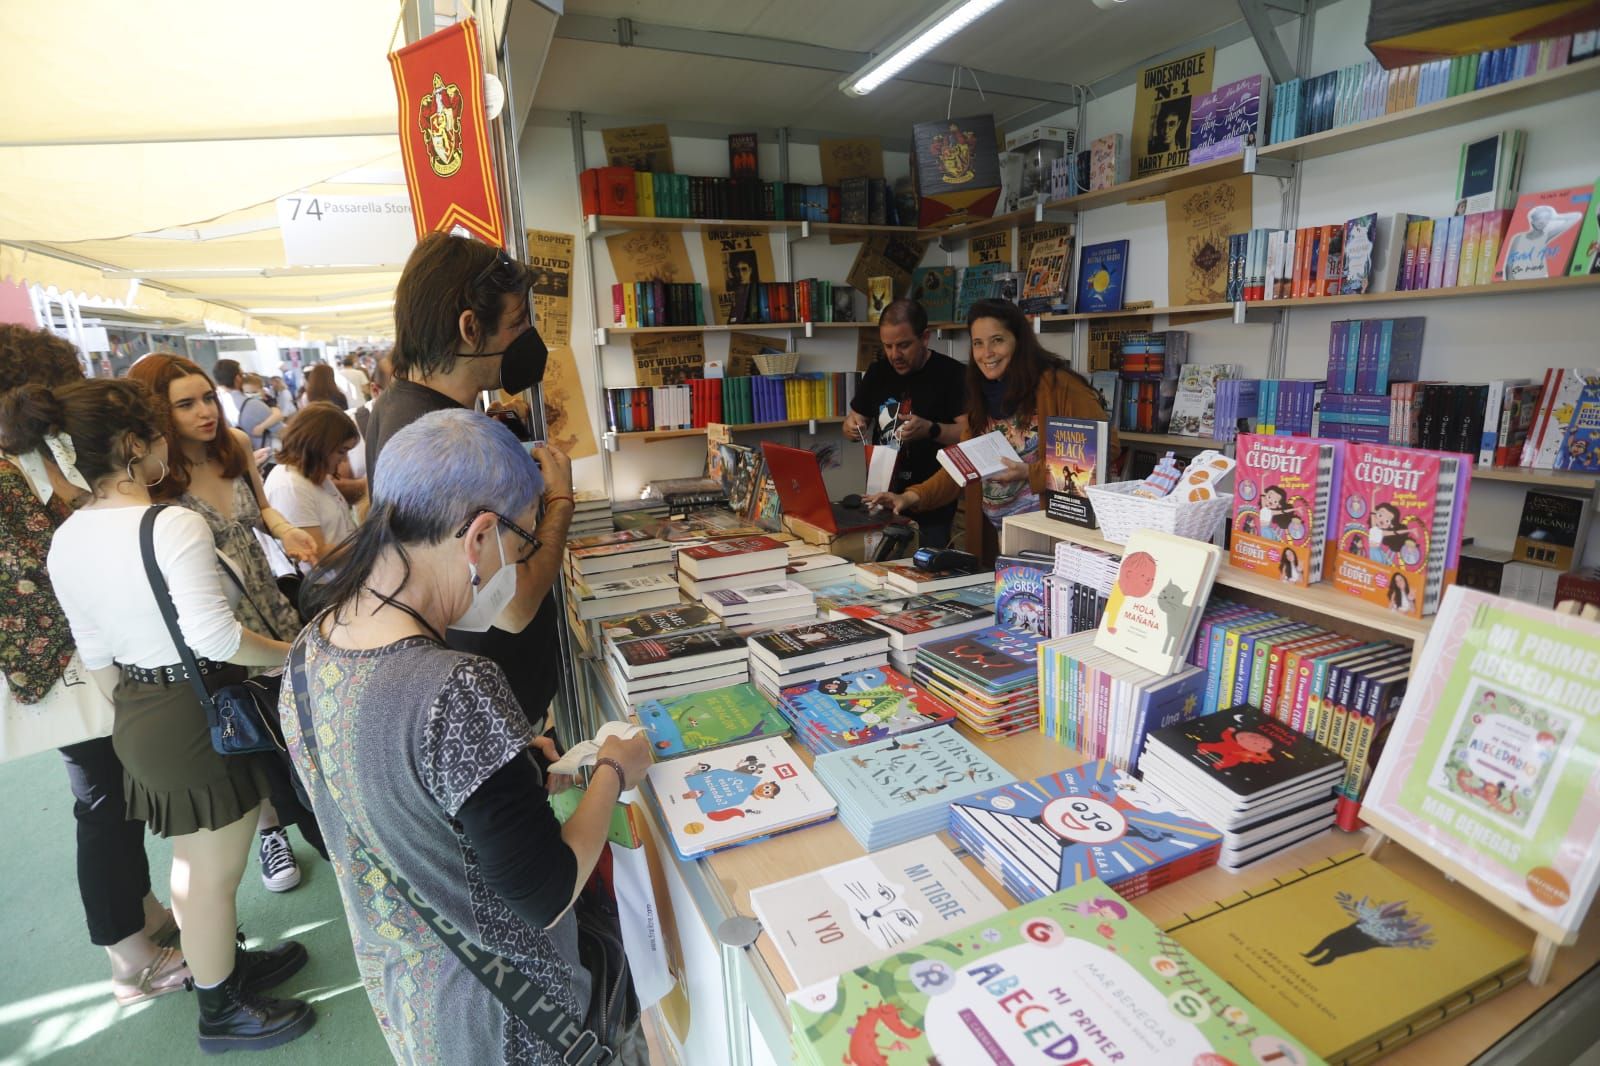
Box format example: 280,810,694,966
195,964,315,1054
236,933,308,992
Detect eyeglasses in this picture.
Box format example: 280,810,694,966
455,508,541,563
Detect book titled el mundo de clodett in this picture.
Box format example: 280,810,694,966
1230,434,1344,587
777,666,955,754
788,878,1320,1066
638,682,791,758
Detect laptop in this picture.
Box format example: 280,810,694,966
761,442,890,536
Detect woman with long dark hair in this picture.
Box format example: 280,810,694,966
864,298,1117,533
301,364,348,411
264,404,359,570
6,378,314,1051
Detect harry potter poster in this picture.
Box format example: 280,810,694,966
602,124,674,172
539,346,598,459
1165,176,1249,305
1132,48,1214,178
631,333,705,387
846,232,928,298
605,229,693,287
700,227,777,326
525,228,574,347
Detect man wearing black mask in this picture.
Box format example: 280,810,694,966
364,232,571,735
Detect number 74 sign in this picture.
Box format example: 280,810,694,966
274,194,417,268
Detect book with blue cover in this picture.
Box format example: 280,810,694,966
638,682,793,758
948,760,1222,903
955,261,1005,320
776,666,956,755
812,724,1015,849
918,626,1043,693
1555,383,1600,472
1076,239,1129,313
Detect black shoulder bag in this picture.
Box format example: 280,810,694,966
138,505,284,755
287,640,622,1066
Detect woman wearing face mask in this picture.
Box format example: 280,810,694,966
263,404,359,573
864,298,1116,540
7,379,315,1052
128,353,318,892
284,409,652,1064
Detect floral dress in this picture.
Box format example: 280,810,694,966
180,477,300,641
980,410,1042,527
0,462,75,702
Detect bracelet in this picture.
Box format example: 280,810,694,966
593,756,626,790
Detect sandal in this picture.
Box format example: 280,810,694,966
112,946,191,1006
151,909,181,949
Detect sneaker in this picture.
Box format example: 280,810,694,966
258,828,301,893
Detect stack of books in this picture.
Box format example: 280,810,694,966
747,617,890,699
913,626,1044,738
644,477,726,513
854,560,992,596
651,510,764,544
783,553,853,588
774,665,955,755
701,580,816,631
568,491,614,537
1141,707,1344,869
812,582,910,620
611,497,669,531
1046,540,1117,635
603,628,749,706
676,535,789,599
860,594,994,675
812,725,1013,850
948,761,1221,902
571,572,681,623
646,737,837,859
599,602,720,645
1039,631,1208,770
637,681,791,758
566,530,673,583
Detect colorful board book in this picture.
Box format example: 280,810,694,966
948,761,1222,903
749,836,1007,987
1230,434,1344,586
1364,587,1600,941
1094,529,1222,675
645,736,837,858
1167,851,1528,1064
993,553,1051,638
637,682,791,758
788,879,1320,1066
776,666,956,754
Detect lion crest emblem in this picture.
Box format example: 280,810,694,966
419,72,465,178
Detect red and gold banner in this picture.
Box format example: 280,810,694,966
389,18,505,247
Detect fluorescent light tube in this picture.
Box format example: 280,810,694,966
842,0,1008,96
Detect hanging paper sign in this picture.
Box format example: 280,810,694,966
389,18,506,247
525,229,575,347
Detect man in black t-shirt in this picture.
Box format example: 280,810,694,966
366,232,570,734
843,299,969,548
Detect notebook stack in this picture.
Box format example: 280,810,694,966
603,628,749,707
913,626,1045,738
813,725,1014,850
747,617,891,700
860,593,994,675
948,760,1222,903
784,552,854,588
701,580,816,631
775,665,956,754
676,535,789,599
637,681,791,758
646,736,837,859
567,491,615,537
1140,706,1344,869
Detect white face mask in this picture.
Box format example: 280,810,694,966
453,528,516,633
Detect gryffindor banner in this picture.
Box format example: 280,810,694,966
389,19,505,247
911,115,1001,230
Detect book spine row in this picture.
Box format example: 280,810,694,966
579,168,903,225
1267,36,1577,146
605,373,859,432
610,282,705,328
728,279,840,325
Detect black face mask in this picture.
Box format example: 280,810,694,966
466,325,548,395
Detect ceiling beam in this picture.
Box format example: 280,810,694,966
553,14,1079,104
525,109,914,153
0,128,394,149
101,264,407,280
1236,0,1297,85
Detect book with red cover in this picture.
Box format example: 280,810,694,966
598,166,637,215
677,535,788,578
580,169,602,216
1494,185,1595,281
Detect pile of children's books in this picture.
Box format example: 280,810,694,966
747,617,890,699
637,681,791,758
1140,707,1345,869
646,736,836,859
912,626,1044,738
949,760,1221,902
812,725,1012,850
774,665,955,754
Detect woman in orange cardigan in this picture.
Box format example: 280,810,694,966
864,298,1117,534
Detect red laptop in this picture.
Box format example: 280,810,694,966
761,442,890,535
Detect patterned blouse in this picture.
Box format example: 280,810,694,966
979,409,1042,527
0,461,76,703
180,477,300,640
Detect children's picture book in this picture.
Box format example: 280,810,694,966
1042,415,1107,527
1076,239,1129,313
776,666,955,754
949,761,1221,903
750,836,1006,987
1364,587,1600,941
1521,367,1600,469
919,626,1044,693
1018,235,1072,313
1094,529,1222,675
1567,178,1600,276
1144,706,1345,805
1331,442,1468,618
993,553,1052,637
646,736,836,858
1493,186,1593,281
638,682,792,758
1230,434,1343,587
1554,383,1600,472
1189,74,1263,164
1167,851,1528,1064
788,878,1319,1066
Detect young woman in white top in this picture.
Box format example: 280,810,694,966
7,379,317,1052
264,404,360,571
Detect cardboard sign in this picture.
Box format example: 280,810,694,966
700,227,777,326
728,331,783,378
540,345,598,459
1132,48,1214,178
526,228,574,347
632,333,705,386
968,230,1012,267
605,230,693,284
602,124,674,172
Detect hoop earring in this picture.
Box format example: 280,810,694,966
125,455,168,489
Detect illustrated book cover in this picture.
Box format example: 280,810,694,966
1094,529,1222,675
1076,239,1129,314
638,682,792,758
1230,434,1344,587
646,736,836,858
1042,415,1107,527
776,666,956,754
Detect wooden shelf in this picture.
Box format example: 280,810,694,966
1472,465,1600,491
605,322,810,335
614,416,844,443
1000,511,1435,647
583,214,922,239
1041,301,1234,323
1243,272,1600,313
1120,431,1228,450
1259,59,1600,164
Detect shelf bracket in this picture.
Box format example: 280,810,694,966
593,326,609,346
803,322,814,338
602,431,618,453
1236,0,1298,87
1243,144,1295,180
808,419,817,435
583,213,599,236
938,233,961,253
798,219,811,240
1233,301,1247,325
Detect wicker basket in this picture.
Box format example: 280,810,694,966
753,352,799,375
1085,480,1233,545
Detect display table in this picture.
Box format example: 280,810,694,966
580,655,1600,1065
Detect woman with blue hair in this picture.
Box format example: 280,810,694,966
282,409,651,1065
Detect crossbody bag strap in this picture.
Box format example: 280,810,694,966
138,505,219,716
214,553,282,642
286,640,613,1066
